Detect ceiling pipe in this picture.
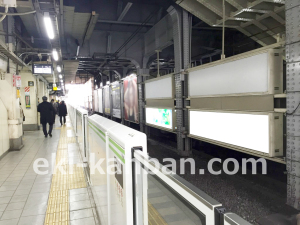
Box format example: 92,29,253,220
0,10,36,16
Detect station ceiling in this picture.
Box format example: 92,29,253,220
14,0,285,83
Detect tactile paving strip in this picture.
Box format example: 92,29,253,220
148,202,168,225
44,124,87,225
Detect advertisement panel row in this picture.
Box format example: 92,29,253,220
97,75,139,123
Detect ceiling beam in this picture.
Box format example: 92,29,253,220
117,2,133,21
82,11,98,46
225,0,247,10
98,19,154,27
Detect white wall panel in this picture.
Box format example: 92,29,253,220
189,51,281,97
98,89,103,113
0,99,9,157
145,76,173,99
190,111,271,154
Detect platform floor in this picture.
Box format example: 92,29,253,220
0,117,98,225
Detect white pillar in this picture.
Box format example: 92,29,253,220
0,73,23,150
20,70,39,131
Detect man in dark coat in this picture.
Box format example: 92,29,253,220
58,101,67,126
38,96,54,137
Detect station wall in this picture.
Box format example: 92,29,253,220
0,98,9,158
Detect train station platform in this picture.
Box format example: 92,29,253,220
0,109,250,225
0,117,98,225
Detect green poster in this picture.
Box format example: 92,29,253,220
25,95,31,109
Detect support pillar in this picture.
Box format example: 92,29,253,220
137,68,149,135
20,70,39,131
286,0,300,210
168,6,191,156
0,73,23,150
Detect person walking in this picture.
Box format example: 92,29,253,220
38,96,54,137
58,101,67,126
51,99,58,123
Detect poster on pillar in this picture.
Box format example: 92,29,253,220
112,82,121,119
25,95,31,109
123,75,139,124
104,86,111,115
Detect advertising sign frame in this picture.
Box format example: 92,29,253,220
112,82,121,119
123,75,139,124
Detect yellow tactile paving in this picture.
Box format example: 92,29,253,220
44,124,87,225
67,137,76,143
148,202,168,225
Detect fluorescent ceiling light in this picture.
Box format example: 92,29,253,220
57,66,61,73
52,49,59,61
44,12,54,39
59,74,62,79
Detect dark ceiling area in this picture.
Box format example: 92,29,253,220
12,0,282,83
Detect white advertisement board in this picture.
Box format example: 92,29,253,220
188,50,282,97
112,82,121,118
145,75,173,99
98,88,103,113
189,111,270,154
94,90,99,112
146,108,173,130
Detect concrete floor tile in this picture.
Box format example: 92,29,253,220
5,202,26,211
0,186,17,192
70,217,95,225
0,209,22,220
17,215,45,225
5,177,23,182
0,219,19,225
13,189,31,196
21,204,47,217
0,197,10,204
1,182,20,187
9,195,27,203
0,204,7,212
69,193,90,203
70,200,91,211
0,192,14,198
70,208,93,221
69,188,88,196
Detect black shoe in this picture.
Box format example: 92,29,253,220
49,133,52,137
45,135,48,138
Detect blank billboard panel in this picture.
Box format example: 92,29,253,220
189,110,283,157
98,89,103,113
189,50,282,97
104,86,110,115
94,90,99,112
145,75,173,99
